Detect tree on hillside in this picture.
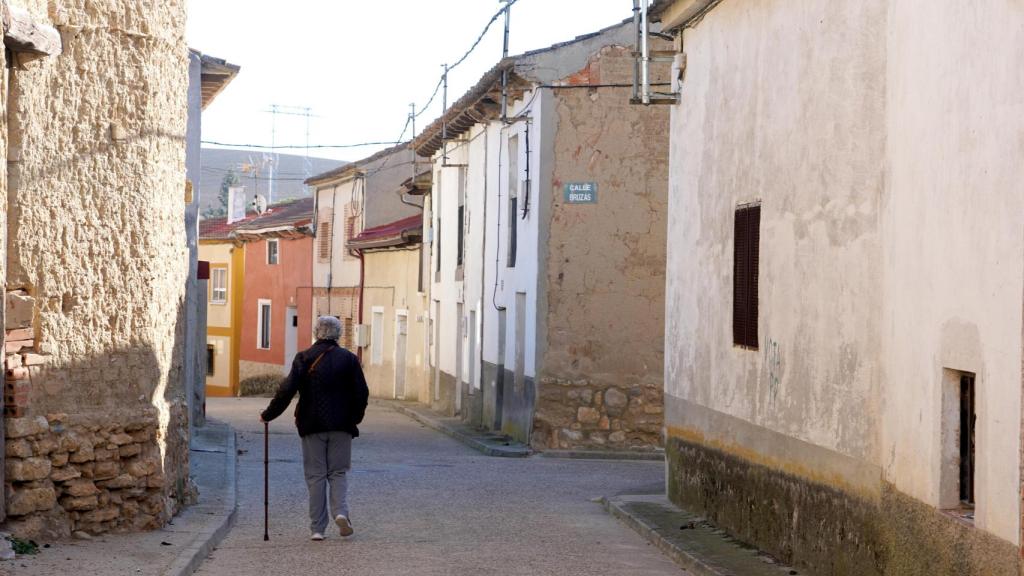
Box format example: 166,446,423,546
202,169,240,219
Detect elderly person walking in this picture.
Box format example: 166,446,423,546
260,316,369,541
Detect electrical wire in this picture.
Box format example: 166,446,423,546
200,140,401,150
414,0,519,121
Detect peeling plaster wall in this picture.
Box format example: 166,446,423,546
665,0,1024,571
666,0,886,471
3,0,190,538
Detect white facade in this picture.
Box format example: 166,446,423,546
312,174,362,300
660,0,1024,572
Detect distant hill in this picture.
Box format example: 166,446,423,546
198,147,346,214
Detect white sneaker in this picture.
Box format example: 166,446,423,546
335,515,354,537
311,532,324,541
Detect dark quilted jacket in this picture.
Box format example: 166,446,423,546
260,340,370,438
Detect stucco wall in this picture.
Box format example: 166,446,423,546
200,242,234,328
664,0,1024,572
239,236,313,367
883,0,1024,545
666,0,886,471
3,0,191,538
313,179,361,292
362,248,429,401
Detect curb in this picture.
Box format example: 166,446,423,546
602,496,726,576
538,449,664,462
163,427,238,576
389,403,530,458
602,495,799,576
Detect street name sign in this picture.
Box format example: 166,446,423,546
564,182,598,204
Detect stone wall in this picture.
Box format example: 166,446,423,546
1,0,190,538
534,377,662,451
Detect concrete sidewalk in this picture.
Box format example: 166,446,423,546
382,400,531,458
384,400,664,461
604,494,800,576
7,421,237,576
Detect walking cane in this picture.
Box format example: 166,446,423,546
263,421,269,541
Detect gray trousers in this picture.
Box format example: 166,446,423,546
301,431,352,533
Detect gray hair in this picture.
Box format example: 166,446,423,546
314,316,342,341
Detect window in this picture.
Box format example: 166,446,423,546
211,268,228,304
371,308,384,365
457,167,466,268
507,135,519,267
267,239,279,265
436,210,442,275
257,300,272,350
317,208,333,263
959,373,976,506
206,345,215,376
733,204,760,349
343,202,360,261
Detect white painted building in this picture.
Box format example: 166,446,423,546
414,21,670,449
653,0,1024,574
307,145,418,351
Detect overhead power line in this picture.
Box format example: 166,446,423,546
200,140,401,150
204,1,522,154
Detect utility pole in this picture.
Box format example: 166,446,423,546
500,0,512,123
410,102,416,180
441,63,449,165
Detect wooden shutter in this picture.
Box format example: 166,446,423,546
344,202,360,260
733,204,760,349
318,209,333,263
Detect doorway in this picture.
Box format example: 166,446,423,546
455,302,464,414
284,306,298,375
395,312,408,400
433,300,441,402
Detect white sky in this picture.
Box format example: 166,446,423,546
186,0,633,163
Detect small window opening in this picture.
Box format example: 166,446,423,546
733,203,760,349
258,302,272,350
457,167,466,268
206,345,215,376
507,135,519,268
267,239,279,265
959,373,976,507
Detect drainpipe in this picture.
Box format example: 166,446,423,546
632,0,641,102
356,247,365,364
641,0,651,105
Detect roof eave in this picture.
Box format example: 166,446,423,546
412,60,531,158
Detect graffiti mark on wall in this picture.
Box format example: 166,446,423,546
764,336,783,405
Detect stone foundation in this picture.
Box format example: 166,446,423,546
3,411,185,540
532,377,662,451
238,360,284,383
666,434,1020,576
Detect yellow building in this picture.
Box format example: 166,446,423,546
199,219,245,397
350,214,430,401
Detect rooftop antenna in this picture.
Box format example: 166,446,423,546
265,104,317,201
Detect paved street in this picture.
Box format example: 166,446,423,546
197,397,682,576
